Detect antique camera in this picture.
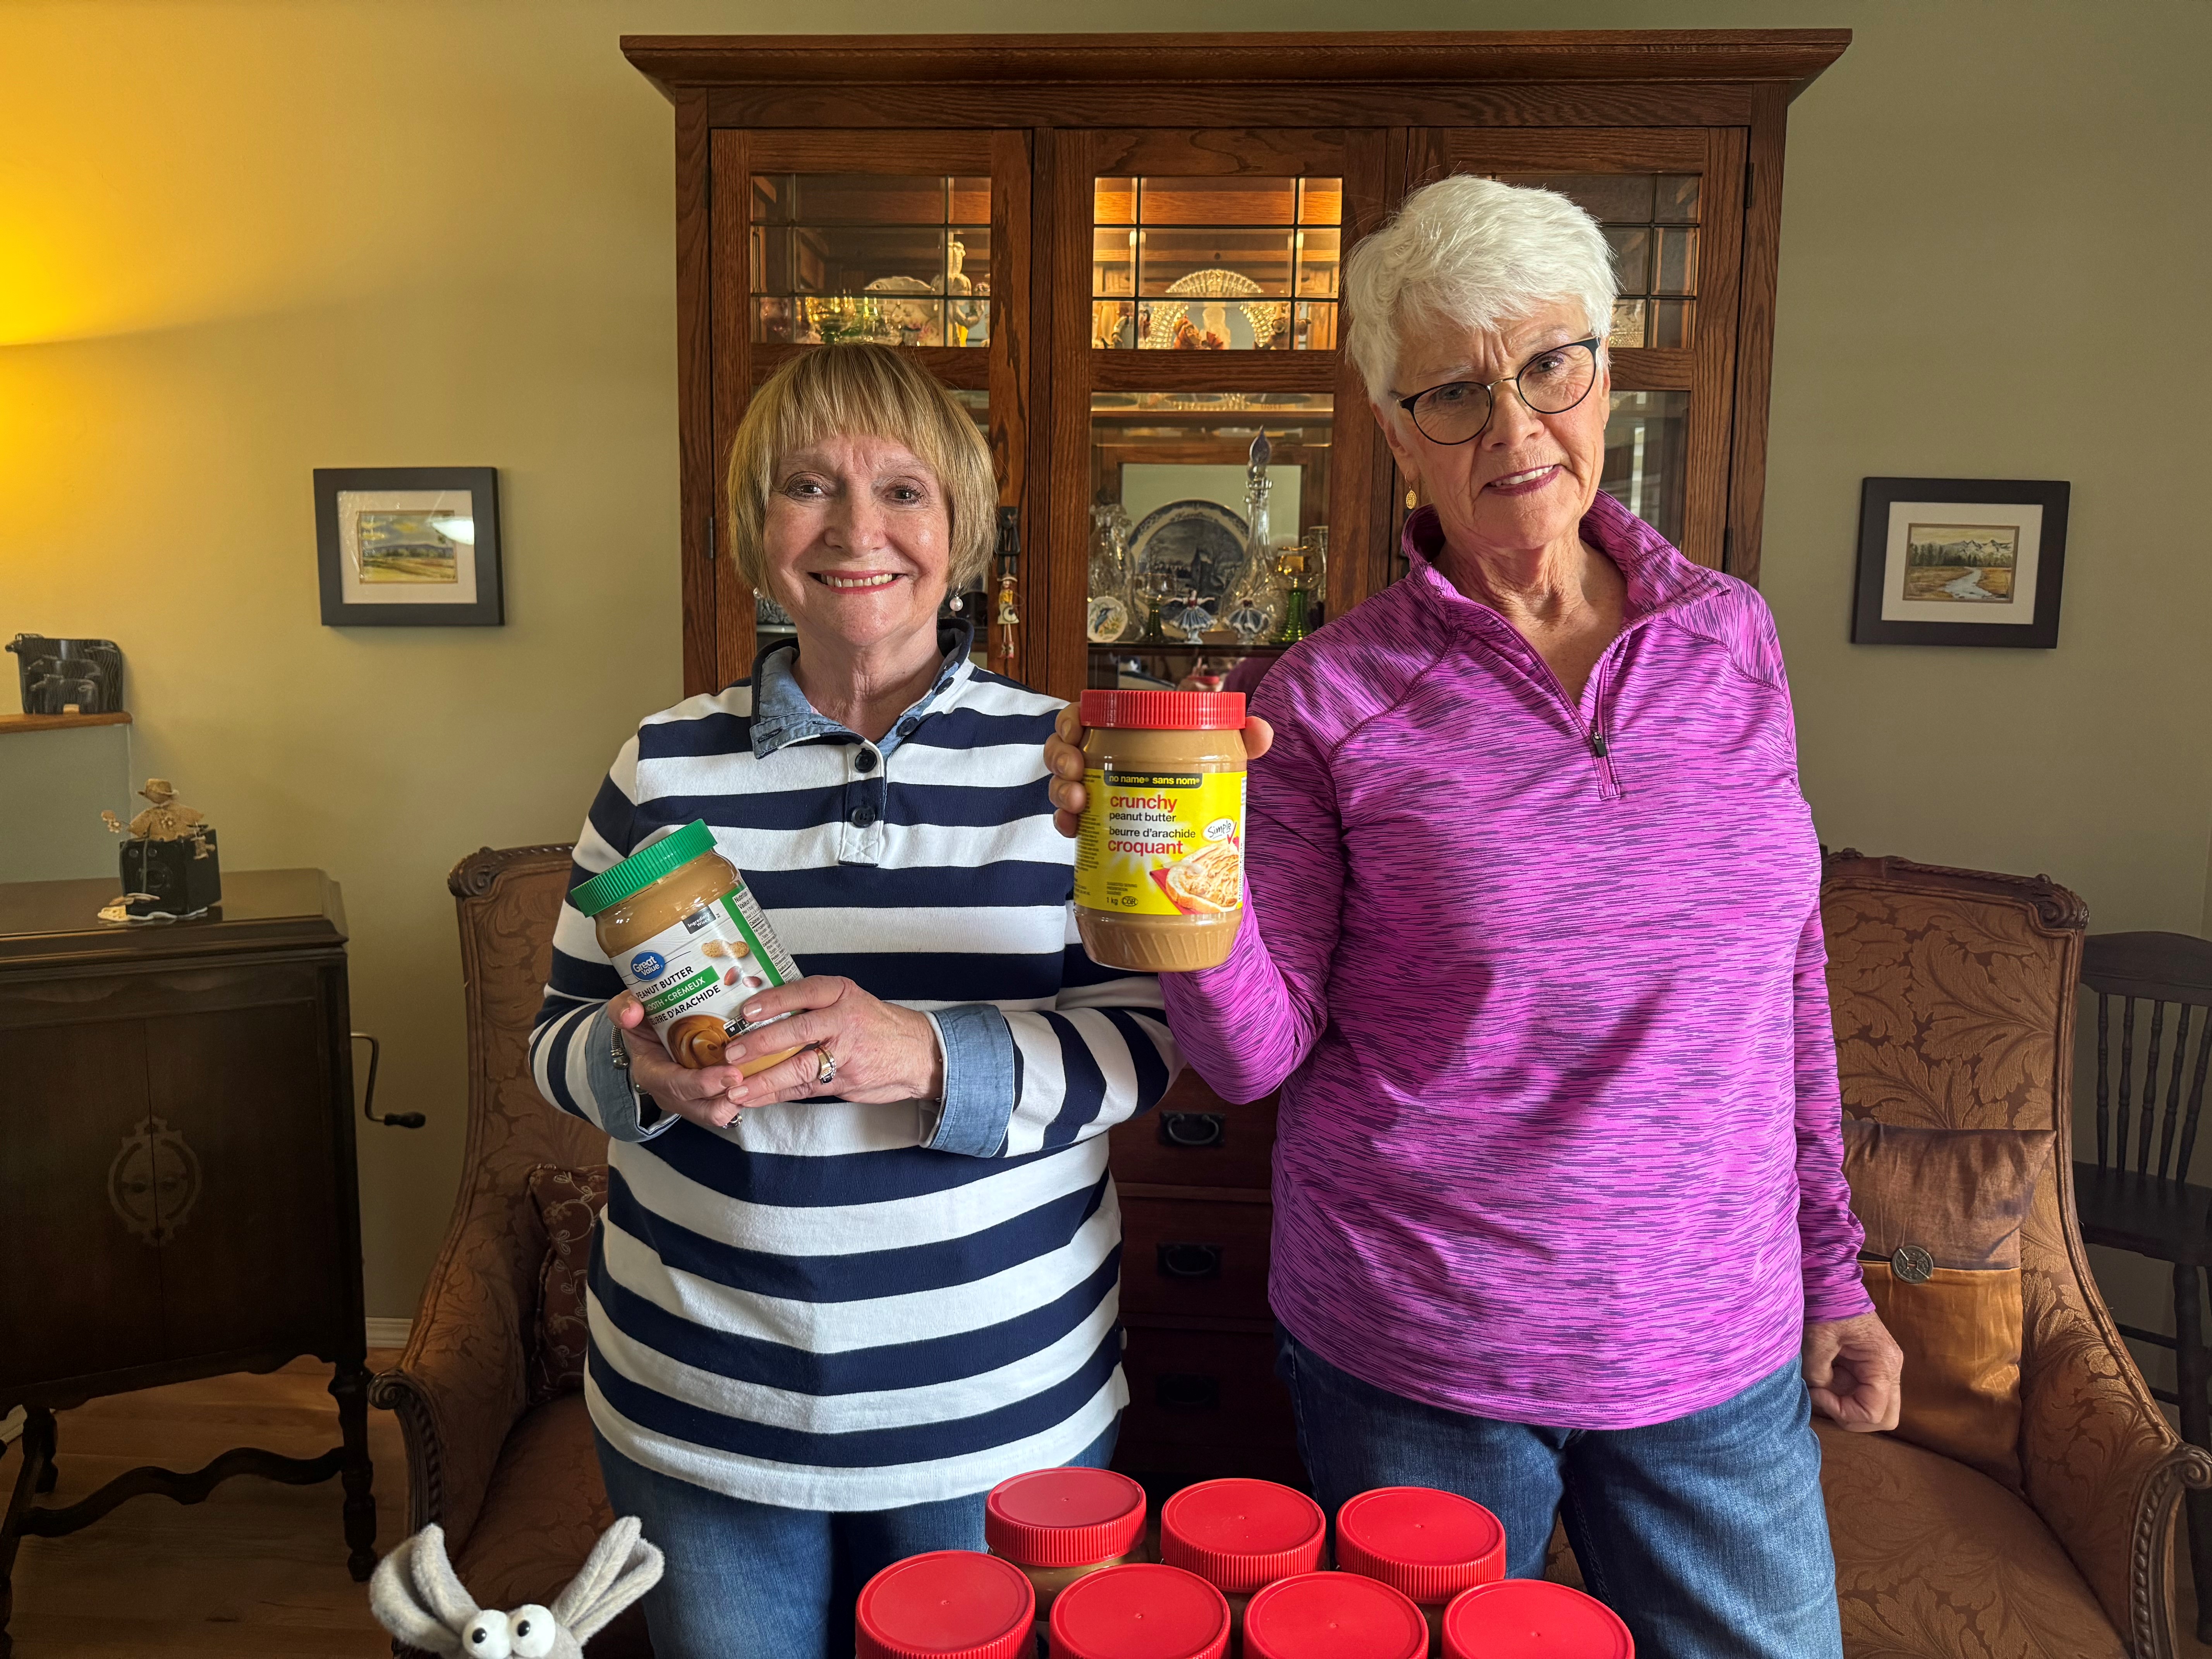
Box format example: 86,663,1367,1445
103,780,222,919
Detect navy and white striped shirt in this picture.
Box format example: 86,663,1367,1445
530,624,1179,1510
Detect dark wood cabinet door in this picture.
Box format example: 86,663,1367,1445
146,993,343,1361
1047,126,1392,706
0,1018,163,1392
694,128,1035,694
1407,127,1749,573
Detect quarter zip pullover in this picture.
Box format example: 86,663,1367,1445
1161,493,1869,1429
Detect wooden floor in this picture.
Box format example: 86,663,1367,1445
6,1357,2212,1656
2,1354,406,1657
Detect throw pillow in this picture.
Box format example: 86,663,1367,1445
526,1163,609,1405
1839,1119,2053,1490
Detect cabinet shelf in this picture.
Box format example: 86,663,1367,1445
1090,641,1293,658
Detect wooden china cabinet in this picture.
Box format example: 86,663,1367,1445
623,29,1848,1483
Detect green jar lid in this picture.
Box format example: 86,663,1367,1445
569,820,720,917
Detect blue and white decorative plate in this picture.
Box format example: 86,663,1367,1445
1128,498,1249,611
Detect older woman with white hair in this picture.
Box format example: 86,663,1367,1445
1048,176,1899,1657
532,343,1179,1659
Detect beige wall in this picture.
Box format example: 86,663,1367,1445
5,1,2209,1327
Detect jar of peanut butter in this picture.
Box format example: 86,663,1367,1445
1073,690,1247,973
570,819,805,1074
986,1467,1149,1650
854,1550,1036,1659
1049,1563,1231,1659
1335,1489,1506,1657
1440,1581,1633,1658
1244,1572,1428,1659
1158,1478,1325,1647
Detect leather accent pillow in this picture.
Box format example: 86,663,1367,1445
526,1164,608,1405
1839,1120,2053,1491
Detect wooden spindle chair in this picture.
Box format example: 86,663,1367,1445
2071,929,2212,1640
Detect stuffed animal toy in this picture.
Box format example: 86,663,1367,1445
369,1517,664,1657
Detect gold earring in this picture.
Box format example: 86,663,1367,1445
1405,487,1418,510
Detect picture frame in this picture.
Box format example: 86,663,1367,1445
1851,477,2068,648
314,466,504,627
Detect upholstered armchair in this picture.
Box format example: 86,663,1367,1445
1817,854,2212,1659
368,846,648,1659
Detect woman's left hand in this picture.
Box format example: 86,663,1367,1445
1046,705,1274,837
1803,1311,1904,1432
717,975,946,1107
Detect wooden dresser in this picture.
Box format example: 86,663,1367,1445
1110,1075,1298,1483
0,869,375,1657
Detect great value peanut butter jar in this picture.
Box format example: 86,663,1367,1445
570,819,806,1074
1074,690,1248,973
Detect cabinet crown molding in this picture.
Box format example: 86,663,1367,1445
621,30,1851,97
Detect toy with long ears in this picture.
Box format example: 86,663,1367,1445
369,1517,664,1657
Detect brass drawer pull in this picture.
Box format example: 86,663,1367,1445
1160,1111,1226,1148
1157,1242,1223,1280
1155,1373,1220,1411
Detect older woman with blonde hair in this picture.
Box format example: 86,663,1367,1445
531,343,1179,1659
1049,176,1900,1657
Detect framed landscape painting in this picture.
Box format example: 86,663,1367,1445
1851,477,2069,648
315,466,504,626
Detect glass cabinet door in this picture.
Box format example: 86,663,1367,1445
1046,130,1388,706
707,131,1029,688
1405,128,1747,571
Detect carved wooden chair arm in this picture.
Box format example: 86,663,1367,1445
2019,1246,2212,1658
368,1185,543,1553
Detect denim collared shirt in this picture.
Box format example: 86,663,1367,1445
584,616,1020,1148
748,620,971,765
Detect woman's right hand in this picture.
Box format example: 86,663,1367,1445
606,990,750,1130
1045,705,1274,837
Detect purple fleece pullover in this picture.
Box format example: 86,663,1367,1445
1161,493,1870,1428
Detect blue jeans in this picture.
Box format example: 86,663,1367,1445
1275,1326,1841,1659
594,1419,1118,1659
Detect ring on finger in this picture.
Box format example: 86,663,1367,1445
812,1044,839,1087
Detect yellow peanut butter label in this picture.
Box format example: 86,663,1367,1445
1075,768,1246,918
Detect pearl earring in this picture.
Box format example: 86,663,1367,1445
1405,487,1418,510
948,592,964,613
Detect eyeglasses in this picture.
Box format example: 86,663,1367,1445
1396,338,1602,446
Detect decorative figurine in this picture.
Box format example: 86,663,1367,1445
992,506,1022,666
947,235,985,347
101,778,221,920
371,1518,663,1658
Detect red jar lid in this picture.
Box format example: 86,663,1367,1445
1242,1572,1427,1659
856,1551,1036,1659
1048,1563,1231,1659
1442,1581,1634,1658
1159,1479,1325,1594
986,1468,1148,1568
1079,690,1247,731
1335,1488,1507,1607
